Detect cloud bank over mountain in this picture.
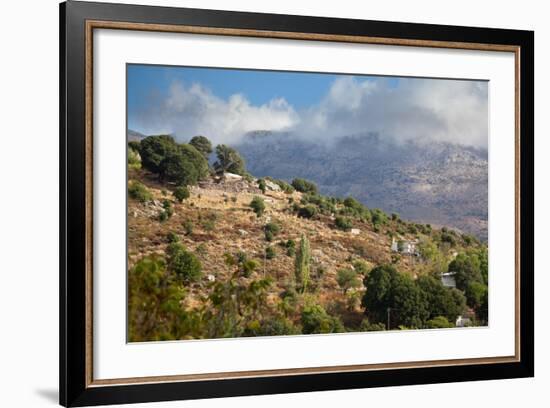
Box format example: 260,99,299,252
131,75,488,148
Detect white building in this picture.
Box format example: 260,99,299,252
391,237,419,255
441,272,457,288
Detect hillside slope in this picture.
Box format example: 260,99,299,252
128,160,487,340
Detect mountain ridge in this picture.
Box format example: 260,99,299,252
236,131,488,240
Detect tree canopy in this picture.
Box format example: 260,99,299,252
362,265,429,329
213,144,246,175
160,144,209,186
137,135,209,186
291,178,318,194
189,135,213,159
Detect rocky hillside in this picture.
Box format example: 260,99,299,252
126,134,489,342
236,132,488,241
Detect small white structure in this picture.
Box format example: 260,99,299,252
222,172,243,181
391,237,419,255
350,228,361,235
206,274,216,282
455,315,471,327
441,272,457,288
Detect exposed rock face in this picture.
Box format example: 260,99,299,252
236,132,488,240
198,175,261,195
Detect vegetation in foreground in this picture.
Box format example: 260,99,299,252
127,135,488,342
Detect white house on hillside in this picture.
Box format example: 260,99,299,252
441,272,457,288
391,237,419,255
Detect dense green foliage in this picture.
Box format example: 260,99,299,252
136,135,209,186
362,265,429,329
335,216,353,231
352,260,370,277
297,205,318,219
173,186,190,202
269,178,294,194
416,275,466,322
291,178,318,194
161,144,209,186
139,135,177,174
166,242,202,283
250,196,266,217
128,147,141,169
301,303,344,334
258,178,267,194
128,181,152,203
213,144,246,175
189,135,213,159
425,316,455,329
336,268,361,294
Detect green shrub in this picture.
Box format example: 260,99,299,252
264,222,281,242
301,304,344,334
425,316,454,329
359,318,386,332
371,208,388,225
166,242,202,283
173,186,190,202
285,239,296,257
128,147,141,169
272,179,295,194
167,232,179,243
352,260,370,276
244,318,300,336
128,181,152,203
183,219,194,235
265,246,276,260
231,251,245,264
195,243,208,257
250,196,266,217
242,259,259,277
291,178,318,194
343,196,362,210
258,179,267,194
336,269,361,294
200,211,218,232
297,205,317,219
335,216,353,231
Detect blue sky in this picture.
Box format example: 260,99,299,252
127,64,487,148
128,65,399,131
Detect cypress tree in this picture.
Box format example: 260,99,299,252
294,234,311,292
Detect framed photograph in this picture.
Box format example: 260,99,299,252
60,1,534,406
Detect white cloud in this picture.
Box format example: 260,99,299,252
132,81,299,145
132,76,488,148
297,76,488,148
